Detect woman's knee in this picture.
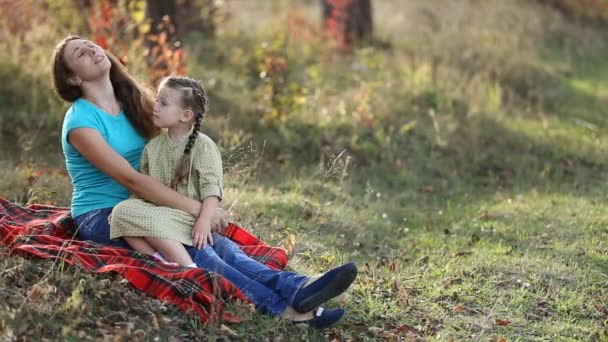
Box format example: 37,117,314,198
212,235,244,261
77,212,113,244
191,245,226,268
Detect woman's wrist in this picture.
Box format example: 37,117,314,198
190,201,203,218
198,196,219,218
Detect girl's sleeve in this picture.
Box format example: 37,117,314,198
194,137,224,201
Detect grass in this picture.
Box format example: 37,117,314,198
1,0,608,340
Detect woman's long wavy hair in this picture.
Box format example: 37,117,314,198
51,36,159,139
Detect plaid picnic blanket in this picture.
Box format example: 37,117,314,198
0,197,289,322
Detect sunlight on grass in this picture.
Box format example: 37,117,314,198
1,0,608,340
570,79,608,99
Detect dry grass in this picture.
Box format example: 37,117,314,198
1,0,608,340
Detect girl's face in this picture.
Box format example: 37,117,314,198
63,39,111,83
153,85,190,128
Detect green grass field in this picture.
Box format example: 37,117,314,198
1,1,607,340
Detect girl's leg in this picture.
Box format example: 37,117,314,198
145,237,194,267
74,208,132,249
124,237,178,265
124,237,157,255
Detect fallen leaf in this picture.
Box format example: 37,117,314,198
495,319,510,326
454,304,464,313
595,304,608,315
29,283,55,302
420,185,434,193
416,256,429,266
442,277,463,288
220,324,239,337
368,326,383,334
479,212,491,221
394,324,419,334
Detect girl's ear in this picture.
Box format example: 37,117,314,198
180,109,194,122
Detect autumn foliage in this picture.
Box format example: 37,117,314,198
87,0,187,83
538,0,608,21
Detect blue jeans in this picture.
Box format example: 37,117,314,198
74,208,308,316
74,208,131,248
187,234,308,316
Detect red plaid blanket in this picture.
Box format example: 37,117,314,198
0,197,288,322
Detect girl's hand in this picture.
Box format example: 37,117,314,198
192,218,213,249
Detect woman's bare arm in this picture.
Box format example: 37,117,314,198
69,128,201,217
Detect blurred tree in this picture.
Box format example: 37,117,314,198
146,0,220,35
146,0,178,34
176,0,220,35
322,0,373,49
537,0,608,21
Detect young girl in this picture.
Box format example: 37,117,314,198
109,75,357,328
110,76,221,267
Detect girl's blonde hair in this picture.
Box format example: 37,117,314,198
51,36,159,139
160,76,209,189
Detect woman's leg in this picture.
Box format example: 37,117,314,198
74,208,131,249
145,237,194,267
199,234,308,304
195,234,357,311
192,244,292,316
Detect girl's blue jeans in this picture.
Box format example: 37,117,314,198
74,208,308,316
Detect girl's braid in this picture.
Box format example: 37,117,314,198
167,76,209,189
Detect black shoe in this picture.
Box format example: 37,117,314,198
305,307,345,329
292,262,357,313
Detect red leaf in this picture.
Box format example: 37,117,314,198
495,319,510,326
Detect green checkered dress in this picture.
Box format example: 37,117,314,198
110,131,223,246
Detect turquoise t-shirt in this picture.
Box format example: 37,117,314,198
61,98,147,218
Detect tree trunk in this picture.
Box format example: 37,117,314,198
322,0,373,49
146,0,178,34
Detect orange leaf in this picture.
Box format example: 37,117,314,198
454,304,464,313
495,319,510,326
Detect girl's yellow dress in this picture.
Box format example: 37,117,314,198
110,131,223,246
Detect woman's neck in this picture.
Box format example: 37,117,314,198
167,124,193,142
81,75,120,115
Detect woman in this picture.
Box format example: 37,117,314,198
52,36,357,328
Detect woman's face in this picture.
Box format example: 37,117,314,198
63,39,111,83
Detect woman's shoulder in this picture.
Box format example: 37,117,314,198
63,99,101,128
67,98,96,115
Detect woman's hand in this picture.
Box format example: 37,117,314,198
210,207,229,235
192,217,213,249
